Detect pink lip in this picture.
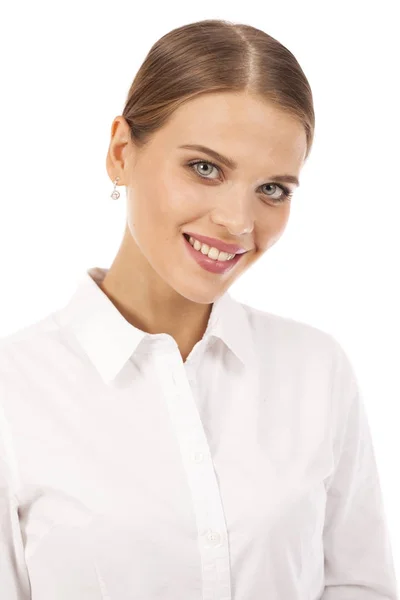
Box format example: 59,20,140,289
183,232,247,255
182,234,243,274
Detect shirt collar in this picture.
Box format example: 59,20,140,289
55,267,256,385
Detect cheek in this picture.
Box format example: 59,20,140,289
125,192,162,246
168,175,201,206
152,170,195,213
261,207,290,242
263,228,286,250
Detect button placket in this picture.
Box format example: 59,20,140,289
192,451,204,463
156,352,232,600
205,529,223,547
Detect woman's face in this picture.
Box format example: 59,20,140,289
107,91,307,304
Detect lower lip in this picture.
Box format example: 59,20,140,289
182,234,245,274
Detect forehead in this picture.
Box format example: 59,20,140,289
156,91,307,166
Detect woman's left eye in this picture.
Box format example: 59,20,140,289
187,159,293,204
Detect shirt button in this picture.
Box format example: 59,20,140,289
205,530,222,546
192,452,204,463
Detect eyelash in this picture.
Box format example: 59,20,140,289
187,159,294,204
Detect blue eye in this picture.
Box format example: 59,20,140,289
259,183,294,204
187,159,294,204
188,160,219,179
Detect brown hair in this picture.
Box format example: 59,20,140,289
122,19,315,161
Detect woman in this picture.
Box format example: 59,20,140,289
0,18,398,600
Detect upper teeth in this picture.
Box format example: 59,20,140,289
188,236,236,261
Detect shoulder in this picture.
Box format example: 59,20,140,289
0,311,59,348
240,301,358,407
0,312,64,386
241,301,340,360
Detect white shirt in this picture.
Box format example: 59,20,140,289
0,266,398,600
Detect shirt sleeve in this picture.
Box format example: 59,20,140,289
0,398,32,599
322,340,399,599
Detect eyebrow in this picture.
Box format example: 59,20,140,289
178,143,300,187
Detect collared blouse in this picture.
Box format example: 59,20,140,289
0,266,398,599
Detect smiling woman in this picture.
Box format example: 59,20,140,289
100,19,313,342
1,16,398,600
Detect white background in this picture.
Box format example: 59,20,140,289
1,0,399,578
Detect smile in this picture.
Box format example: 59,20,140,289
182,234,245,275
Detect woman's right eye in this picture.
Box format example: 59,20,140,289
187,160,221,180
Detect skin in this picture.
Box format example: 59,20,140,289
101,91,307,363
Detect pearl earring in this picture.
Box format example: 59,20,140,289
110,177,120,200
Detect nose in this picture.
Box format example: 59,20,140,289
210,191,255,237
